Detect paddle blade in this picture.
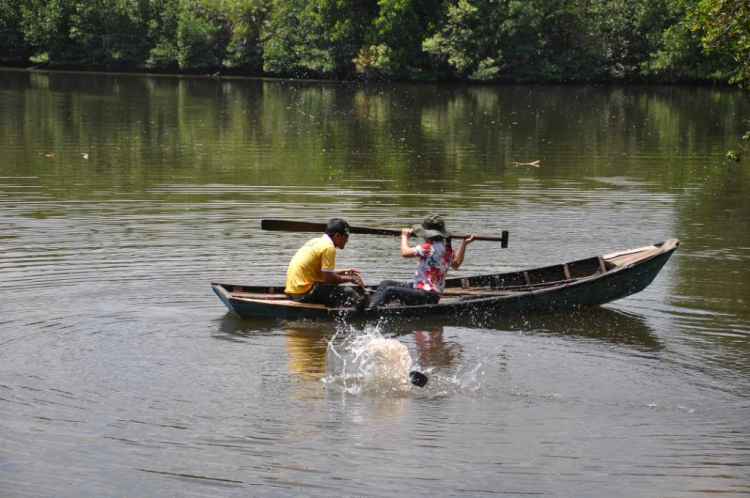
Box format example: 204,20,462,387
410,371,428,388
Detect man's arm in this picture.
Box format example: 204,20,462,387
322,269,365,288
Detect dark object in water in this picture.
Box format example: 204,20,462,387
211,239,679,319
410,371,428,388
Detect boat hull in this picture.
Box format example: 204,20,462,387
382,246,675,317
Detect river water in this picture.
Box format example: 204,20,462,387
1,69,749,497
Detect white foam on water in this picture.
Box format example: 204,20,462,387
323,325,488,396
324,327,413,395
458,363,483,390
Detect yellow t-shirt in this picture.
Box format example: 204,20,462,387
285,235,336,294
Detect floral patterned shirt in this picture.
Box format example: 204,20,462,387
413,240,456,293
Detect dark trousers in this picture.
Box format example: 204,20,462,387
295,282,359,308
368,280,440,309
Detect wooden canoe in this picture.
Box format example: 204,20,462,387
212,238,679,319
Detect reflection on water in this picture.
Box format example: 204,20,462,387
413,327,463,369
1,69,749,496
213,305,664,404
214,313,284,339
368,306,662,351
285,324,330,379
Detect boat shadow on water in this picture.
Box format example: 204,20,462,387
211,307,662,397
215,305,663,353
361,307,662,352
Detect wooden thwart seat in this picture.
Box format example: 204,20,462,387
232,292,288,300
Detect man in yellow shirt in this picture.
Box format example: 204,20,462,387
285,218,365,308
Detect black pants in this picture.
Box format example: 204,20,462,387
368,280,440,309
295,282,360,308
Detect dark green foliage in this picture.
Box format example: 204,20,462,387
176,1,230,71
0,0,31,63
690,1,750,161
0,0,740,83
19,0,78,66
727,132,750,162
422,0,727,83
262,0,379,77
67,0,153,69
691,0,750,88
356,0,438,78
223,0,268,71
261,0,338,76
146,0,181,70
423,0,610,82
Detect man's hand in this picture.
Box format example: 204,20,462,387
335,268,364,288
339,268,360,276
350,274,365,289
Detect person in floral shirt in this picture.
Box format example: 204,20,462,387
368,215,475,309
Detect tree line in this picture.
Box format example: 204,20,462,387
0,0,747,86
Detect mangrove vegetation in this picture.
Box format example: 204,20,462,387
0,0,748,85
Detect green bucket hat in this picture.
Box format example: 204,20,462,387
412,215,451,239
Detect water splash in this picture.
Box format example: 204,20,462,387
324,327,413,395
323,325,488,395
458,363,483,390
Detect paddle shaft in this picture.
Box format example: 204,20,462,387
261,219,509,247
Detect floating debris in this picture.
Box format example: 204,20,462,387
511,160,540,167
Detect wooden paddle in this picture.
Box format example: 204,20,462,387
261,219,509,248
